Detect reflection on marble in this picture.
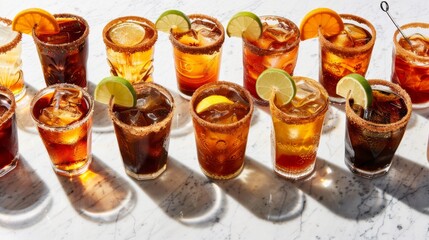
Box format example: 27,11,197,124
15,85,38,134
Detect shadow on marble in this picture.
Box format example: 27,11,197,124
134,157,225,227
168,88,193,138
214,157,305,222
87,81,114,133
56,156,136,223
371,155,429,215
15,84,38,135
293,158,387,220
0,156,52,229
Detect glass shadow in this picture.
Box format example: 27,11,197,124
214,157,305,222
134,157,225,227
293,158,386,220
56,156,136,223
87,81,114,133
0,157,52,229
15,84,38,134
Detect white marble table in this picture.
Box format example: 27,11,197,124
1,0,428,239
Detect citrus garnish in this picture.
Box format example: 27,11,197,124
299,8,344,40
12,8,60,35
94,76,136,107
226,11,262,41
108,22,145,46
196,95,234,114
255,68,296,105
336,73,373,108
155,10,191,33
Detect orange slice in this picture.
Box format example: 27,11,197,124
12,8,60,35
299,8,344,40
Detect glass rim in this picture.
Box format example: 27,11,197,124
318,13,376,54
393,22,429,61
32,13,89,48
243,15,300,55
108,82,175,132
169,13,225,55
345,79,412,132
0,17,22,53
269,76,329,124
0,85,16,127
30,83,94,131
190,81,254,130
102,16,158,53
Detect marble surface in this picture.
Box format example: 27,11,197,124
1,0,429,239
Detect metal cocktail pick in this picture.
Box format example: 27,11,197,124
380,1,414,50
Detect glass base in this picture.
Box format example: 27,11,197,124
328,95,345,104
125,164,167,180
178,91,192,100
274,164,316,181
201,163,244,180
53,156,92,177
412,101,429,109
14,87,26,102
345,158,391,179
0,155,18,177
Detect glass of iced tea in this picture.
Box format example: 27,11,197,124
31,83,94,177
270,76,328,180
190,81,253,180
109,82,174,180
0,17,25,101
345,80,412,178
170,14,225,99
0,86,18,177
103,16,158,84
392,22,429,108
243,16,300,105
319,14,376,103
32,13,89,88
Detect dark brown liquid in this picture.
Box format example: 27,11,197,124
0,95,18,170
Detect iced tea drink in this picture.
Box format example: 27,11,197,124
109,83,174,180
0,86,18,177
345,80,412,178
392,22,429,108
31,84,94,176
270,76,328,180
190,81,253,179
170,14,225,98
243,16,300,105
319,14,376,102
103,16,158,84
33,14,89,88
0,17,25,101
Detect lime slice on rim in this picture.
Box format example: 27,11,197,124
94,76,136,107
155,10,191,33
256,68,296,105
226,11,262,41
196,95,234,114
336,73,373,108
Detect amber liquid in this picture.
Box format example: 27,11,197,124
0,95,18,171
36,18,88,88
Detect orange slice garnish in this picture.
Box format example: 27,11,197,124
12,8,60,35
299,8,344,40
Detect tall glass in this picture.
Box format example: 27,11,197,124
109,82,174,180
319,14,376,103
392,22,429,108
345,80,412,178
0,86,18,177
190,81,253,179
0,17,25,101
243,15,300,105
31,84,94,176
270,76,329,180
32,14,89,88
170,14,225,99
103,16,158,84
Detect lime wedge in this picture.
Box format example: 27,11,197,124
226,11,262,41
108,22,145,46
256,68,296,105
196,95,234,114
336,73,373,108
94,76,136,107
155,10,191,33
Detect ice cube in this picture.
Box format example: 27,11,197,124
292,80,320,108
328,32,354,48
408,34,429,57
264,24,294,43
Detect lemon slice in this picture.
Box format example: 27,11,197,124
94,76,136,107
299,8,344,40
336,73,372,108
256,68,296,105
155,10,191,33
108,22,145,46
12,8,60,35
196,95,234,113
226,11,262,41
